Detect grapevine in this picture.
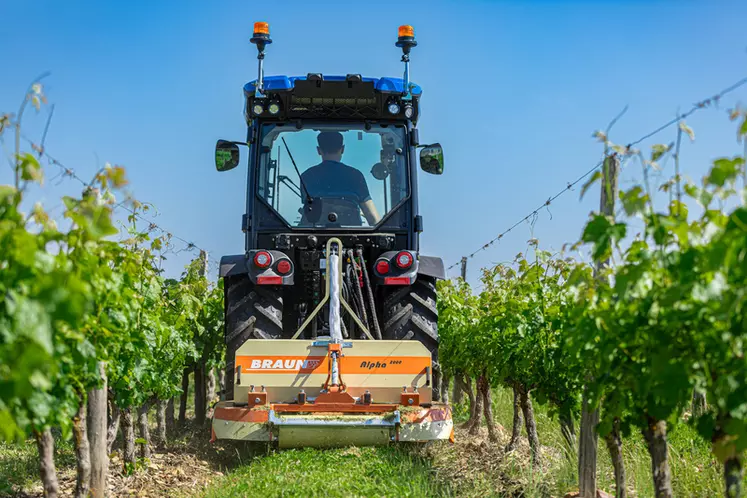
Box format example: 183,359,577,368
438,113,747,496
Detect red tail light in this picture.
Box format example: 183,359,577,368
385,276,411,285
276,259,292,275
257,275,282,285
375,260,391,274
254,251,272,268
395,251,413,269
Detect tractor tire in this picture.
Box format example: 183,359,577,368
382,276,442,401
223,275,283,400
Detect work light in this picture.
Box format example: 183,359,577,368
254,251,272,268
395,251,413,269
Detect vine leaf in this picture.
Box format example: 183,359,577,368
582,214,627,261
580,171,602,200
706,157,744,187
620,186,649,216
651,143,673,162
18,153,43,183
679,121,695,142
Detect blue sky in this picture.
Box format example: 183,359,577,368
2,0,746,286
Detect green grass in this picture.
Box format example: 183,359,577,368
201,445,452,498
0,434,75,496
462,386,730,497
2,383,741,497
199,386,738,497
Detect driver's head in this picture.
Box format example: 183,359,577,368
317,132,344,161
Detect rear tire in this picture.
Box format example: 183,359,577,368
224,275,284,400
382,277,441,401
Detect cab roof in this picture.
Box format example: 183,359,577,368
244,75,422,96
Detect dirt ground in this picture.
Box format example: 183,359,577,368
11,424,241,498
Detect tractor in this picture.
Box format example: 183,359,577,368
211,22,450,448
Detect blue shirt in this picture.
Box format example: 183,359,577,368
301,160,371,204
300,160,372,226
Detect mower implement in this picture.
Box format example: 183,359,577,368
211,338,453,447
211,23,449,447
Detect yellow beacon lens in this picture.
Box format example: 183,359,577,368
254,22,270,35
398,25,414,38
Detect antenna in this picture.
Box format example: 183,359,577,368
395,25,417,101
250,22,273,97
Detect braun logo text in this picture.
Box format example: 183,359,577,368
248,359,322,370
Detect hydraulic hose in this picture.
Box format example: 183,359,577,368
347,249,370,337
340,318,349,339
356,248,382,340
328,252,343,342
310,314,318,339
342,272,356,334
340,279,352,339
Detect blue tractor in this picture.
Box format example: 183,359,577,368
212,23,449,447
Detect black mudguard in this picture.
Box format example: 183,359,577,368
219,253,294,284
219,254,248,278
417,255,446,280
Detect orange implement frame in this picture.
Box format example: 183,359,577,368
247,391,268,408
237,342,426,414
400,392,420,406
215,335,452,445
214,406,270,423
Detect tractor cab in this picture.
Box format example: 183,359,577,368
216,24,443,250
211,23,451,448
239,75,427,233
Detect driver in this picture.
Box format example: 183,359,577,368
301,131,381,225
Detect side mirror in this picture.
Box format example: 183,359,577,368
215,139,240,172
419,143,444,175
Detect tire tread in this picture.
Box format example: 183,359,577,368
223,276,283,399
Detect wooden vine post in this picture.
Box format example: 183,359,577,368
451,256,469,404
578,154,619,497
87,362,108,497
194,250,209,425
